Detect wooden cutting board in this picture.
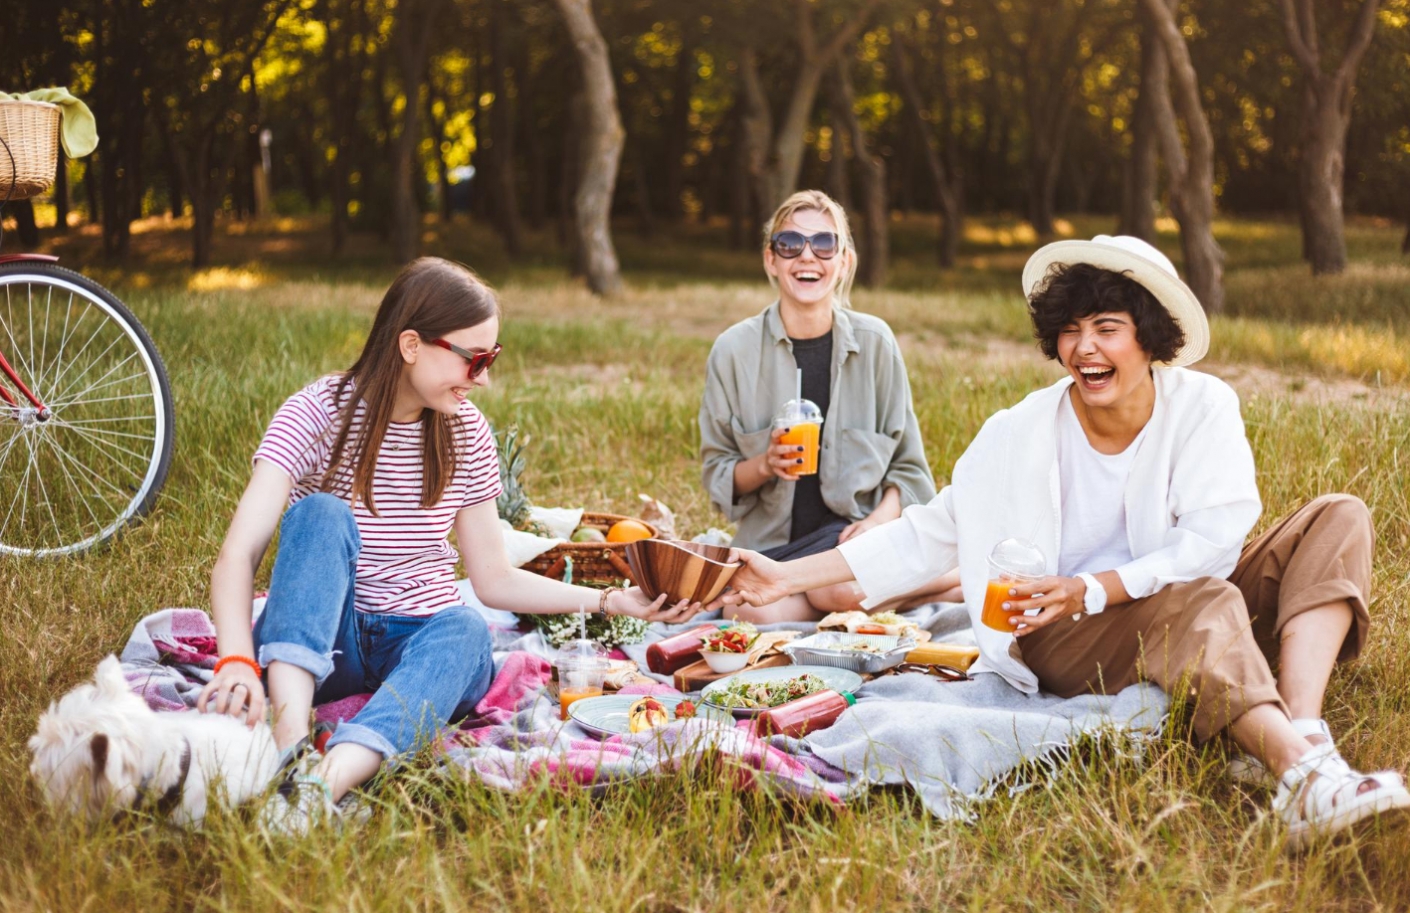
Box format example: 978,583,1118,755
672,653,793,692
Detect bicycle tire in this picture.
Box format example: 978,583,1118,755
0,262,175,556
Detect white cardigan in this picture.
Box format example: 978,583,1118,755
837,367,1262,692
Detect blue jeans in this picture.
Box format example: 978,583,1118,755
253,493,495,760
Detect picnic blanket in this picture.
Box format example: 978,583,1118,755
115,603,1168,819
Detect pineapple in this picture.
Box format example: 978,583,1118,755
493,424,551,536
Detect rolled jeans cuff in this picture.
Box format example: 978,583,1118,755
256,641,337,686
325,721,396,760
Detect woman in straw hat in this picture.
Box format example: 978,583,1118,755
715,234,1408,849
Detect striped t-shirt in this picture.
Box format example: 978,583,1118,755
253,374,502,617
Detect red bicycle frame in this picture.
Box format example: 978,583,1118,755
0,253,60,414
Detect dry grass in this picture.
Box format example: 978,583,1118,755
3,215,1410,911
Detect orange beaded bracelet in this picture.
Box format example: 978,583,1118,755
214,654,262,678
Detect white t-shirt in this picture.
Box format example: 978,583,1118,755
1056,392,1147,578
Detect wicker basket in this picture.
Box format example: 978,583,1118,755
0,100,60,202
520,511,659,587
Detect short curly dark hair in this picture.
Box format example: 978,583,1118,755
1028,262,1186,364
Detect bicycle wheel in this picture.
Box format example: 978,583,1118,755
0,263,174,556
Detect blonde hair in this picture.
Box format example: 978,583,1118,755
762,189,858,310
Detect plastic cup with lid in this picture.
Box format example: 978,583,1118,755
980,538,1048,632
555,635,609,720
772,398,824,477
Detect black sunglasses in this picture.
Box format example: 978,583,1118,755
770,230,840,260
430,338,502,379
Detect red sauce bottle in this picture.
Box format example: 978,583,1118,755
753,690,857,738
645,625,719,674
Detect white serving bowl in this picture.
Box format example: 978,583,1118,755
700,650,750,674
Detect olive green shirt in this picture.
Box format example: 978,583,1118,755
699,303,936,551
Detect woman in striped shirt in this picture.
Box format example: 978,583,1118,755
197,258,701,833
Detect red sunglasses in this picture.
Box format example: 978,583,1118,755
430,338,502,379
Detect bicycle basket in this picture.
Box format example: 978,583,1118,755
0,99,60,201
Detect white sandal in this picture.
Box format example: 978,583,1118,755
1274,741,1410,851
1229,718,1336,786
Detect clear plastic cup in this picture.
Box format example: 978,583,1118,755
555,637,609,721
773,398,823,477
980,538,1047,632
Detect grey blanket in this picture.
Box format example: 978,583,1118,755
625,602,1168,818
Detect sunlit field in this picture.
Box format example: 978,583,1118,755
3,214,1408,910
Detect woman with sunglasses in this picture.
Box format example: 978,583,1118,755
699,190,958,624
199,258,702,833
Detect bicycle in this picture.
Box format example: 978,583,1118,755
1,97,174,557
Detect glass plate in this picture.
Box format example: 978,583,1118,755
568,693,734,738
700,664,864,718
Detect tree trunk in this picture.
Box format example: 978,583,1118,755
1279,0,1380,275
53,150,69,233
661,39,695,220
1141,0,1224,313
1119,9,1163,242
551,0,624,296
424,84,452,222
824,124,852,212
828,60,887,288
488,0,524,255
736,49,774,228
518,43,548,230
390,0,442,263
890,36,961,267
759,0,880,210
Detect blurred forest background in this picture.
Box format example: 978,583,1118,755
3,0,1408,305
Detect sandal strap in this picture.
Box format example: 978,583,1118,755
1290,718,1334,743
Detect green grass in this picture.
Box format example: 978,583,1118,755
3,216,1410,910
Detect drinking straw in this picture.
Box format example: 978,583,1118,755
795,367,803,404
578,605,587,641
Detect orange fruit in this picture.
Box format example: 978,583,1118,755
606,519,653,543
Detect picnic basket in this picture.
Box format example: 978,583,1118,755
0,99,60,201
520,511,658,587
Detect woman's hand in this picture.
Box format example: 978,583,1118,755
196,662,266,727
608,588,704,624
763,427,807,481
837,517,879,544
710,548,793,610
1001,575,1087,637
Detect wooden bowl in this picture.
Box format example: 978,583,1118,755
625,539,741,605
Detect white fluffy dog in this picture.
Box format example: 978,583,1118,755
29,655,280,827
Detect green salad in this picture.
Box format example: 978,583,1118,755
708,673,828,709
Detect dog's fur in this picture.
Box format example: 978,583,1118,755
29,655,280,827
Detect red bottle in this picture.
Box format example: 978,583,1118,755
645,625,719,674
753,690,857,738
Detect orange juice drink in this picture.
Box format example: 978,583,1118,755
559,685,604,720
777,421,821,476
980,579,1023,631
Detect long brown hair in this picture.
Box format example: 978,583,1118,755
320,257,500,513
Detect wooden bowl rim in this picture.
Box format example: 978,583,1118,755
628,538,741,569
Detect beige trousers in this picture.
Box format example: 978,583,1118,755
1018,494,1374,741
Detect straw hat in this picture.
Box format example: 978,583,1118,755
1021,234,1210,368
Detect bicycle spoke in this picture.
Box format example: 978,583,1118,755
51,415,156,425
50,355,147,411
43,290,86,400
47,420,154,468
2,285,37,382
40,426,107,538
25,425,65,549
44,430,135,501
47,371,153,410
49,417,158,448
47,330,133,407
0,433,36,543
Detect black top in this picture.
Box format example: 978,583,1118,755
788,330,846,541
